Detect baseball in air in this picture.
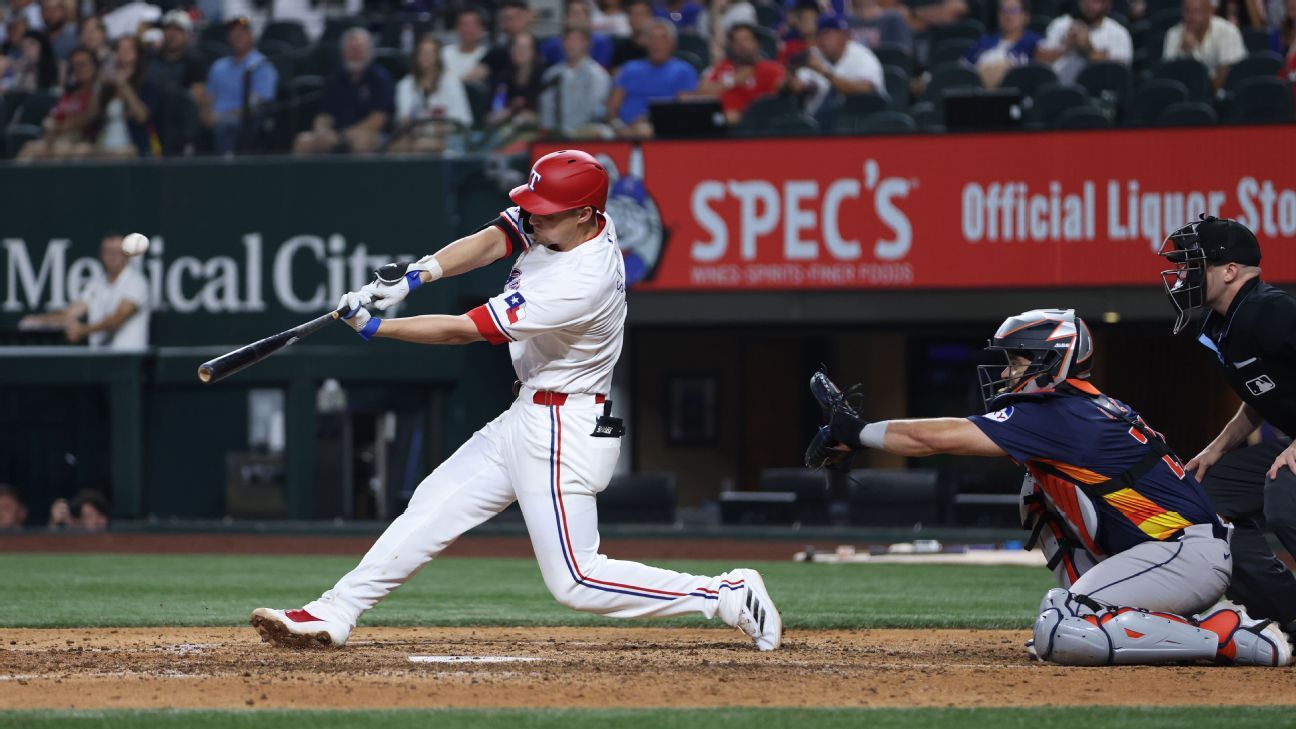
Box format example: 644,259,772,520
121,233,150,256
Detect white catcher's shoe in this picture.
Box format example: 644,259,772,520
1197,604,1294,667
729,569,782,651
250,607,351,648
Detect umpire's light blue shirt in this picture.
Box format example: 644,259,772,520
207,50,278,120
614,57,698,125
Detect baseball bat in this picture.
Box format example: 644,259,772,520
197,309,344,384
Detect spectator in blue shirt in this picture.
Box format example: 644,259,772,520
542,0,615,68
963,0,1040,87
607,18,698,136
294,28,395,155
201,16,277,155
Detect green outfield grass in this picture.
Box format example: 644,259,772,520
0,707,1284,729
0,553,1052,629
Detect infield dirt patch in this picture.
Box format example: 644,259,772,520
2,627,1294,710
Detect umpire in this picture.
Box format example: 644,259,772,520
1159,215,1296,640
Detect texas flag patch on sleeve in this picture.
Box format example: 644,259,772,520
504,292,527,324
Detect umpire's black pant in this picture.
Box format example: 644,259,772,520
1202,440,1296,631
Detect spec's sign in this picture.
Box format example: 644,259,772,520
534,128,1296,290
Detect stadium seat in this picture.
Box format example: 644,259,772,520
262,20,310,49
321,16,366,44
1152,58,1211,102
158,88,200,156
754,25,780,60
13,90,56,126
1053,105,1111,129
1156,101,1217,126
766,111,820,134
199,21,228,46
755,1,783,29
910,100,943,130
286,75,324,135
874,43,914,75
315,42,344,77
1148,8,1182,32
1144,0,1182,15
1001,62,1059,99
848,469,948,528
841,93,890,115
1127,78,1189,125
198,40,230,64
1077,61,1133,110
759,468,831,525
1028,82,1089,126
1223,52,1283,93
463,81,492,127
378,19,435,51
923,64,981,105
372,48,409,82
1242,27,1272,54
258,38,296,59
929,38,975,67
673,49,706,73
737,94,801,133
3,124,41,159
859,109,917,133
1227,76,1295,123
884,64,911,109
675,32,711,69
1030,13,1053,35
0,90,28,127
930,18,986,45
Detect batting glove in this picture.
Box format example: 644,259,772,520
338,291,381,341
364,255,443,312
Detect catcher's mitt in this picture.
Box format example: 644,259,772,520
804,369,869,470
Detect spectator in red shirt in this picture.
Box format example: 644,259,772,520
695,23,786,123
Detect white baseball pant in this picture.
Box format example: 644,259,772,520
303,388,749,626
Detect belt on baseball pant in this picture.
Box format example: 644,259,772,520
527,389,607,407
1166,522,1231,542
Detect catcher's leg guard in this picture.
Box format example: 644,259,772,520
1032,588,1217,666
1197,605,1294,667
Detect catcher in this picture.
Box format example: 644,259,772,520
805,308,1292,667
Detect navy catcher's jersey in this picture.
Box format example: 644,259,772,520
969,387,1219,556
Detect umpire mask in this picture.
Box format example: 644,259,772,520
1158,215,1262,335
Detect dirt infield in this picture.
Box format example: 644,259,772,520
3,627,1295,710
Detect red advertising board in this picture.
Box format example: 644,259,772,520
533,128,1296,291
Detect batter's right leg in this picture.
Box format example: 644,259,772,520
1202,442,1296,631
514,401,781,650
252,414,516,647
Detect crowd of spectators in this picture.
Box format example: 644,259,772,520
0,484,110,531
0,0,1292,159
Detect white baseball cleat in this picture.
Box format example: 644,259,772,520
731,569,782,651
250,608,351,648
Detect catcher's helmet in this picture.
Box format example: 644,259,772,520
977,309,1093,412
509,150,609,215
1157,215,1261,335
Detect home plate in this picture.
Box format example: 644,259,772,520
408,655,541,664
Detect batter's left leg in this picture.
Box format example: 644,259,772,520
514,402,781,649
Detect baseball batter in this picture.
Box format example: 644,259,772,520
250,150,782,651
806,309,1292,666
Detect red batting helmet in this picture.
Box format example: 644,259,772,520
509,150,609,215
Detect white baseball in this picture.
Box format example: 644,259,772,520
121,233,150,257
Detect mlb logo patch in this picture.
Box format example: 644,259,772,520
504,292,527,324
1246,375,1276,396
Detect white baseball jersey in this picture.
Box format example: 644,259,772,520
467,206,627,395
82,263,150,350
302,201,756,636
